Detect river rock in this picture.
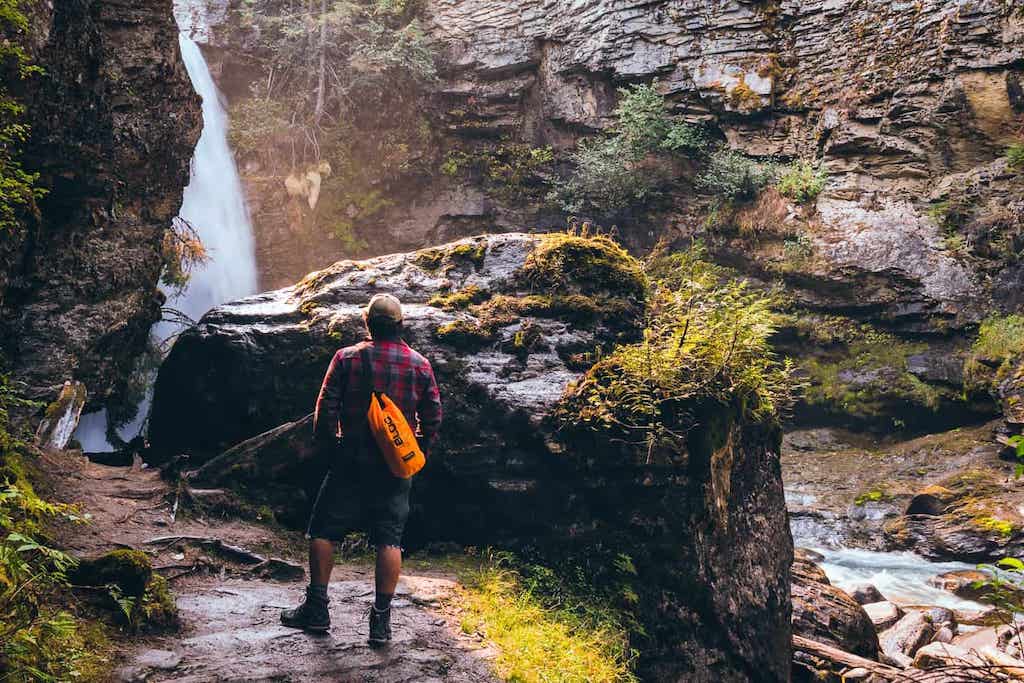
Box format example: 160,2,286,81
862,601,902,632
791,554,879,658
879,612,936,661
905,485,957,517
932,625,955,645
152,233,794,682
928,569,1000,602
912,641,977,670
848,583,886,605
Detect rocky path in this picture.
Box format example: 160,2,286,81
43,450,500,682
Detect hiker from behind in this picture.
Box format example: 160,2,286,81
281,293,442,645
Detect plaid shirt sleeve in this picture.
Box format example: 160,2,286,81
416,360,442,452
313,350,347,442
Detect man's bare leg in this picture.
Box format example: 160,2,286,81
375,544,401,607
310,538,334,585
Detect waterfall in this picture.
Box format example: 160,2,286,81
74,34,258,453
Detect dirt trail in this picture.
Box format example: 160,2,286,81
44,451,500,682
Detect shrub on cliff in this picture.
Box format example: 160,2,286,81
775,160,827,204
965,314,1024,391
557,246,794,460
696,149,776,203
551,84,712,215
1007,143,1024,172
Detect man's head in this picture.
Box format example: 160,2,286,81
364,293,403,340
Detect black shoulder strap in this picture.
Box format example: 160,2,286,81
359,345,374,407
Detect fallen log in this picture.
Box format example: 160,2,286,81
792,635,940,681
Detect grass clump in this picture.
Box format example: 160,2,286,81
557,245,794,460
964,314,1024,389
1007,142,1024,172
453,553,637,683
775,160,827,203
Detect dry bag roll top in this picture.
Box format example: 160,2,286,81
360,347,426,479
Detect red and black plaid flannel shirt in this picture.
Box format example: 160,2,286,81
313,339,442,455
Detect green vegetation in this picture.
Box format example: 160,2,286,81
432,233,649,352
451,551,637,683
854,487,891,506
0,0,46,233
696,148,775,202
964,314,1024,389
802,338,943,421
973,516,1016,538
775,160,827,204
0,374,113,680
440,143,554,199
1007,142,1024,171
415,239,488,273
558,245,794,459
428,285,489,310
974,557,1024,655
550,83,712,214
229,0,438,246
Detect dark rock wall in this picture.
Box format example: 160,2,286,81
0,0,200,405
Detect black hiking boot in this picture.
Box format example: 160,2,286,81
368,605,391,646
281,587,330,633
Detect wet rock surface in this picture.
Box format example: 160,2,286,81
783,422,1024,561
119,576,499,683
790,553,879,659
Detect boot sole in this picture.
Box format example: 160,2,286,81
281,619,330,633
368,637,390,647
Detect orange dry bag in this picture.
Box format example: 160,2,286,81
367,391,425,478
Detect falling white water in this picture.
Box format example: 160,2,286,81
74,33,258,452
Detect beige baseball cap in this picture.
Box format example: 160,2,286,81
365,293,403,322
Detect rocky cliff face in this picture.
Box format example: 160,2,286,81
194,1,1022,324
0,0,200,406
150,233,793,681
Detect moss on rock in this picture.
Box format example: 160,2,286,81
434,319,499,349
519,234,646,306
415,238,488,273
71,549,153,598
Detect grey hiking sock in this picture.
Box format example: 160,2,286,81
308,583,329,604
374,592,393,611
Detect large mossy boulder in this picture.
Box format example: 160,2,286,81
152,232,792,681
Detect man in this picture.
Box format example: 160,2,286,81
281,293,442,645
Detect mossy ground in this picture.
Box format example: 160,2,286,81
406,550,637,683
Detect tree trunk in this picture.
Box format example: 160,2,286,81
313,0,327,127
